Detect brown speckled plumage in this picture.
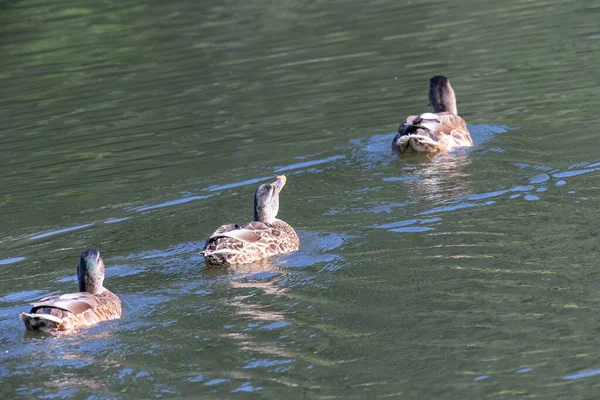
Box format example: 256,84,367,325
202,176,300,265
20,249,122,333
392,76,473,154
21,290,122,332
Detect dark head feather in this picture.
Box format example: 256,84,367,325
78,248,105,294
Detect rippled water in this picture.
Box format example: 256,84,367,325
3,0,600,398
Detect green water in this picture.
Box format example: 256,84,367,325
2,0,600,398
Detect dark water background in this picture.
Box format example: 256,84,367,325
2,0,600,398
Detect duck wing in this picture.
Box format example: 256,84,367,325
23,290,122,332
396,112,472,151
208,222,266,243
31,292,98,314
202,220,300,265
434,113,472,146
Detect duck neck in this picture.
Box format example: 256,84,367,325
78,261,105,295
79,273,105,294
430,80,458,114
433,102,457,115
254,190,279,224
254,209,277,224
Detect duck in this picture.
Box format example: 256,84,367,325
202,175,300,265
20,248,122,333
392,75,473,154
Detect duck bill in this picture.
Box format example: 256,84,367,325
273,175,287,192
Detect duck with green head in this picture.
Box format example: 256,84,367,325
392,75,473,154
20,248,122,333
202,175,300,265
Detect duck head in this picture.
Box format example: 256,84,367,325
429,75,458,115
77,248,106,294
254,175,286,223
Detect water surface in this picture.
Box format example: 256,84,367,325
2,0,600,398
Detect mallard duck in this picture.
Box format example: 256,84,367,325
20,248,122,333
202,175,300,265
392,75,473,154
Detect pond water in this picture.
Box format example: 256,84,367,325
2,0,600,398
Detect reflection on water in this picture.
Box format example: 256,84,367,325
398,153,474,204
3,0,600,398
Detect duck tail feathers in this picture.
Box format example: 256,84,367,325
20,312,63,333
